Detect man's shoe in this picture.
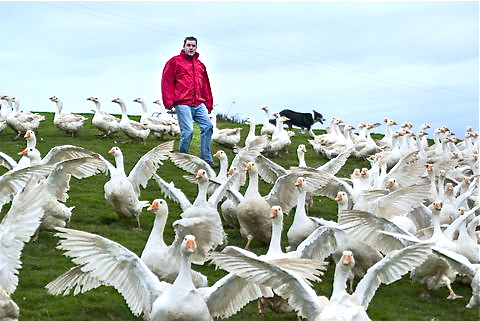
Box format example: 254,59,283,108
209,162,220,169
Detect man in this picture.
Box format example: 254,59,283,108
161,36,219,168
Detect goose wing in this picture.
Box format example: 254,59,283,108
338,210,413,253
41,145,101,165
361,184,429,219
290,226,339,261
0,178,48,294
169,152,217,179
316,145,354,175
0,164,54,211
152,173,191,211
45,264,103,296
254,153,287,184
199,273,273,319
354,243,432,308
53,227,168,317
0,151,18,171
209,246,323,320
232,135,268,185
45,156,107,202
128,141,173,196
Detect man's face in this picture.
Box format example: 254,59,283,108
184,40,197,56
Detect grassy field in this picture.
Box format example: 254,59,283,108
0,112,478,321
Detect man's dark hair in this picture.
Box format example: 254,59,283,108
183,36,198,46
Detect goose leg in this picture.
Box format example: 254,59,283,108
244,235,253,250
257,298,265,317
446,283,463,300
135,216,142,230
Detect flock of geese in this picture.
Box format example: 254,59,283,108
0,97,478,321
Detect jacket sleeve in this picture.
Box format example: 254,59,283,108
202,66,214,112
161,58,176,109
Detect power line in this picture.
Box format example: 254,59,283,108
40,1,478,101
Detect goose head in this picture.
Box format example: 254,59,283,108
86,96,99,103
243,162,258,174
147,199,168,216
48,96,60,103
335,191,348,202
108,146,121,156
432,201,443,211
244,117,254,124
297,144,307,154
339,250,355,270
228,166,237,177
385,178,396,190
270,205,284,219
213,150,227,162
195,169,208,182
18,147,41,163
261,105,270,113
133,97,144,104
295,176,305,189
152,99,163,106
182,235,197,254
24,130,35,140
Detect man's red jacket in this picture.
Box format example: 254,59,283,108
161,50,213,112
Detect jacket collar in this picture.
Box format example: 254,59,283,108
180,49,199,59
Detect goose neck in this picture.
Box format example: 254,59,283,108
173,251,195,288
245,170,260,198
297,152,306,167
193,179,208,206
249,121,256,135
331,263,350,301
292,190,308,223
266,217,283,256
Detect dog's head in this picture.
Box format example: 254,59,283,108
313,110,325,124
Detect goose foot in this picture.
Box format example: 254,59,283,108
419,287,430,299
446,284,463,300
257,299,265,317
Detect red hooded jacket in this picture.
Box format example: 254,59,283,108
161,50,213,112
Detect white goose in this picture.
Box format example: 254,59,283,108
18,147,107,234
213,243,430,321
0,130,37,171
49,96,87,137
260,105,276,136
152,99,180,137
0,178,49,321
153,169,232,261
210,112,242,148
3,95,45,139
234,162,330,249
244,116,259,147
133,97,171,139
101,141,173,228
49,230,272,321
111,97,150,144
46,199,214,292
86,96,120,137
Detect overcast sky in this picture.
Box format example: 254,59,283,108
1,1,478,136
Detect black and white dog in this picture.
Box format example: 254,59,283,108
270,109,325,133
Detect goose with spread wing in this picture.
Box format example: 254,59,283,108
152,168,234,260
0,178,49,321
49,96,87,137
101,141,173,228
212,242,431,321
48,229,273,321
18,148,107,234
46,198,220,293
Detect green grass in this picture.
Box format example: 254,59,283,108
0,113,478,321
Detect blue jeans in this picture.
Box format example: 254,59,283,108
175,104,214,163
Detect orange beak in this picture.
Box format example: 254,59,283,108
342,254,351,265
295,178,303,187
108,148,115,155
386,180,394,189
270,207,279,218
147,201,158,212
18,149,28,156
185,239,196,253
335,193,343,201
24,131,31,138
